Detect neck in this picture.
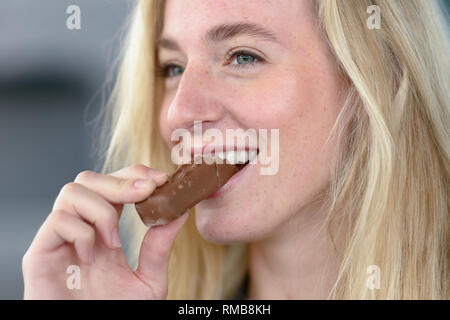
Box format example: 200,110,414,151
247,200,341,299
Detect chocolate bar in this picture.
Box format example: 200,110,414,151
135,162,243,226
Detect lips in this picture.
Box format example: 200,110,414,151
204,149,258,199
182,145,260,199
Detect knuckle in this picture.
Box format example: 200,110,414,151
50,211,77,235
98,207,117,227
130,164,149,173
75,170,95,183
50,209,69,224
60,182,79,196
79,226,95,244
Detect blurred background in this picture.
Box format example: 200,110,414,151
0,0,449,300
0,0,134,299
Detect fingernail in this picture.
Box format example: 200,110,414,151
134,178,151,189
112,227,122,248
88,249,95,265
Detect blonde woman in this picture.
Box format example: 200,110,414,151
22,0,449,299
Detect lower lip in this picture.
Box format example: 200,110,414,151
206,162,254,199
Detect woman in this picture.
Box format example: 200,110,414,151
22,0,449,299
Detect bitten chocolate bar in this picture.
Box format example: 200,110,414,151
135,162,243,226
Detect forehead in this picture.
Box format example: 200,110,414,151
162,0,307,43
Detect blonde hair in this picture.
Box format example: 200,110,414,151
94,0,449,299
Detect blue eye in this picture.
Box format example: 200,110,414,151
167,65,184,77
156,64,184,78
228,50,263,67
237,54,255,64
156,50,264,78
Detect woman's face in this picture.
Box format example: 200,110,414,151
158,0,346,243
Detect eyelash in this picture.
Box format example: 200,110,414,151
156,49,265,78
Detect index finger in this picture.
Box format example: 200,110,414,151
73,170,159,205
109,164,167,185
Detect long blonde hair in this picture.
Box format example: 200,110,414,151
94,0,449,299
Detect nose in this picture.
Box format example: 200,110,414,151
166,63,224,132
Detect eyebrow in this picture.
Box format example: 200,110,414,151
158,22,280,51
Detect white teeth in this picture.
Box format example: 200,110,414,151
210,150,258,165
237,150,248,164
248,150,258,163
226,151,238,165
215,152,226,161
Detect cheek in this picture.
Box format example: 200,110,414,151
194,79,344,243
159,95,173,145
239,61,343,201
220,61,342,134
282,68,343,183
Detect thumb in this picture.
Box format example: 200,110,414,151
134,211,189,294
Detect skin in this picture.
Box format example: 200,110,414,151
22,165,190,299
22,0,347,299
159,0,346,298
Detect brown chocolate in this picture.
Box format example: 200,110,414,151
135,162,241,226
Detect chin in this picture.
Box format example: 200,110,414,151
194,204,266,244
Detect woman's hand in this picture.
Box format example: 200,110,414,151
22,164,188,299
